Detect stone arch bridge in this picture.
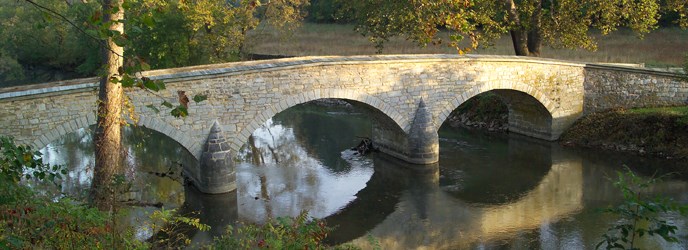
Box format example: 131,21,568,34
1,55,686,193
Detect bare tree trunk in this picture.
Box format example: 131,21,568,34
91,0,124,211
527,0,543,57
504,0,530,56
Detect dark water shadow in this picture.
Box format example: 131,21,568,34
438,125,552,205
324,153,439,245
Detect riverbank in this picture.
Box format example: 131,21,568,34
560,107,688,160
443,95,688,159
444,93,508,132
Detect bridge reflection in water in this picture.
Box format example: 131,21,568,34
333,146,583,249
221,108,588,248
192,103,685,249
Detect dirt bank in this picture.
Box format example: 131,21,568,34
560,108,688,159
444,93,508,132
444,94,688,159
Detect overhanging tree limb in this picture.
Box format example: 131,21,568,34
22,0,124,58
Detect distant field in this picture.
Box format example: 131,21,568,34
247,23,688,67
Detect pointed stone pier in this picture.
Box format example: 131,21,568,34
186,121,236,194
373,99,440,165
406,99,439,164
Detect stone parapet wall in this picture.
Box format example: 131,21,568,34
0,88,99,148
584,64,688,113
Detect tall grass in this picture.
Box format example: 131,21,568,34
247,23,688,67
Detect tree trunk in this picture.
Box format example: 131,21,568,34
526,31,542,57
510,30,529,56
91,0,125,211
504,0,530,56
527,0,543,57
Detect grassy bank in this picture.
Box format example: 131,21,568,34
443,97,688,161
247,23,688,67
560,106,688,159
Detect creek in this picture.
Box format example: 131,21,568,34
40,101,688,249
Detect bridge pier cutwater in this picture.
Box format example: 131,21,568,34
368,99,440,165
0,55,686,194
191,120,236,194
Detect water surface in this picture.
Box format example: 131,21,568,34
41,101,688,249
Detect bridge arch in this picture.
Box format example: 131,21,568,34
231,88,408,150
436,82,558,140
32,115,196,160
134,116,198,158
31,114,98,150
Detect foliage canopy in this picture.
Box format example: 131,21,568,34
0,0,309,86
339,0,688,56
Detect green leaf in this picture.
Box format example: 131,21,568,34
121,1,131,10
113,35,128,47
120,74,135,87
143,79,160,91
155,80,166,90
193,94,207,103
161,101,174,108
171,106,188,118
146,104,160,114
123,65,137,75
141,15,155,27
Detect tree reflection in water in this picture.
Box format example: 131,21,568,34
237,115,374,222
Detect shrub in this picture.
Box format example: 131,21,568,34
597,168,688,249
0,136,146,249
209,211,359,250
0,136,65,185
0,189,147,249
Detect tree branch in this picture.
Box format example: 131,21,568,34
22,0,124,58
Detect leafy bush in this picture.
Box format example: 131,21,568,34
0,136,65,185
0,188,147,249
147,208,210,248
597,168,688,249
210,211,359,250
0,136,145,249
0,136,215,249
